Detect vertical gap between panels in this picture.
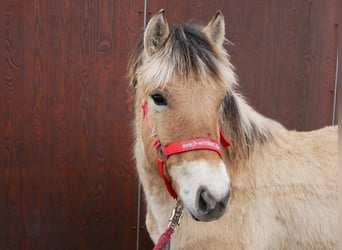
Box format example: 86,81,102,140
136,2,148,250
332,51,338,125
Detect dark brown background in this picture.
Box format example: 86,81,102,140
1,0,339,249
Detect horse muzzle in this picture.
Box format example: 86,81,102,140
169,159,231,222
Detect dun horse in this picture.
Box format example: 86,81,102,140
128,10,337,249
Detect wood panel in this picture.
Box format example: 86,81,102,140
2,0,145,249
0,0,5,249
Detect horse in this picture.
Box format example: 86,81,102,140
128,9,338,249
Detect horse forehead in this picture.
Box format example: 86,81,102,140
171,78,227,102
169,90,221,122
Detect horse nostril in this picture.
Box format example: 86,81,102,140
199,189,209,213
198,187,216,213
198,187,230,214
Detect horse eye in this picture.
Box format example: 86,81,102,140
151,93,168,106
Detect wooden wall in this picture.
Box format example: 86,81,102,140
2,0,144,249
1,0,338,249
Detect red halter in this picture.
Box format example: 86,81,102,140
142,101,230,199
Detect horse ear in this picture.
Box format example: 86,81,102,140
203,11,225,47
144,9,170,56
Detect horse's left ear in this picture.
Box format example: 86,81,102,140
203,11,225,47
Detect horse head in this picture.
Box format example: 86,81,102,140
131,10,237,222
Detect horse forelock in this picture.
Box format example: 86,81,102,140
129,24,237,94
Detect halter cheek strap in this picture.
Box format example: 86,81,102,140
142,101,231,199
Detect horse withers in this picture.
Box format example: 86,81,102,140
128,9,338,249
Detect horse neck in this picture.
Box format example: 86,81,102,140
221,91,281,164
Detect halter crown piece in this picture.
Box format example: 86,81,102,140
142,101,231,199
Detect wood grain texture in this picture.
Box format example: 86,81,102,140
0,0,5,248
1,0,144,249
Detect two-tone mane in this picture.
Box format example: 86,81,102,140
129,23,235,90
129,17,275,163
128,9,337,250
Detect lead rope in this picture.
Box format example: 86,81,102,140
152,200,184,250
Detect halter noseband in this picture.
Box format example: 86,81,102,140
142,101,231,199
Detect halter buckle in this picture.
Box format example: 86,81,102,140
168,200,184,229
154,140,168,162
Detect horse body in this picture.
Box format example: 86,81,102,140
129,10,337,250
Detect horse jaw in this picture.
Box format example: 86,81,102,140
169,159,231,222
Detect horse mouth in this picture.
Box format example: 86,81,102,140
188,207,227,222
188,201,230,222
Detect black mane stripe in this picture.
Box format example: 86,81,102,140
222,93,273,155
167,25,219,78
